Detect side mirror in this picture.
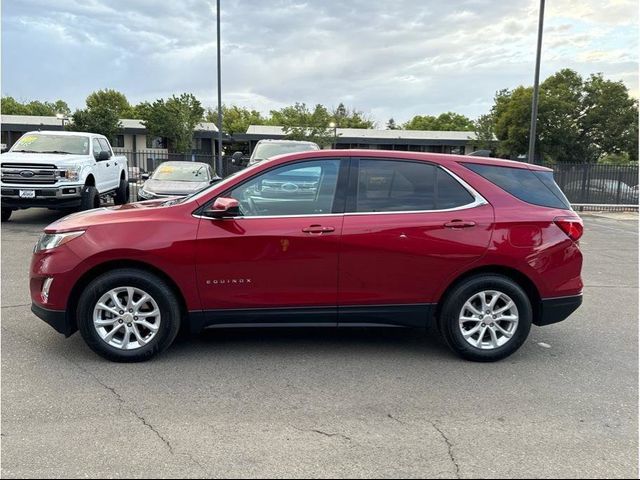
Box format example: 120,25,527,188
141,173,150,180
203,197,241,219
96,151,110,161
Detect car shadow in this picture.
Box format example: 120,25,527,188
168,326,453,361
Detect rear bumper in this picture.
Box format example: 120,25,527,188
31,303,76,337
535,294,583,326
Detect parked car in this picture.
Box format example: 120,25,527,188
138,161,220,200
30,150,583,363
1,131,129,222
563,178,639,204
232,139,320,168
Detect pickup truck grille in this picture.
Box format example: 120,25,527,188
1,163,59,185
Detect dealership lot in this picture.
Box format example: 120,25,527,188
1,208,638,478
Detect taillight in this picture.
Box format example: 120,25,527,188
554,217,583,242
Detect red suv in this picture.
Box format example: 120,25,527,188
30,151,583,362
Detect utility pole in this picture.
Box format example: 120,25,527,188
216,0,223,176
528,0,545,164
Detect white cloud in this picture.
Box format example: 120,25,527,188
1,0,637,125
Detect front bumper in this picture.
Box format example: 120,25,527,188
535,294,583,326
2,185,82,209
31,303,76,337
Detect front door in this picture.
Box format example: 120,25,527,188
338,158,494,327
195,158,346,326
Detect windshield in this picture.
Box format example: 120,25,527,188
152,163,209,182
163,168,244,206
11,134,90,155
251,142,319,162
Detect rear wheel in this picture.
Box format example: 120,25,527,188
1,207,12,222
438,274,532,362
114,177,130,205
80,185,100,211
77,268,181,362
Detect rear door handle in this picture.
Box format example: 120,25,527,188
444,220,476,229
302,225,335,234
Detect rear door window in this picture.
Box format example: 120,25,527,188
463,163,571,209
353,159,474,213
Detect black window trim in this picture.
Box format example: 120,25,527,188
193,157,351,219
345,157,487,216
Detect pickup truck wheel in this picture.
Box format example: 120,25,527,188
80,185,100,211
77,268,181,362
1,207,12,222
438,275,532,362
114,178,130,205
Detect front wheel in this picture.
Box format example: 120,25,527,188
438,274,532,362
77,268,181,362
80,185,100,211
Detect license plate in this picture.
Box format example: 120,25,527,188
19,190,36,198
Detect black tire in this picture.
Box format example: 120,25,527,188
1,207,12,222
77,268,181,362
80,185,100,211
114,177,130,205
438,274,532,362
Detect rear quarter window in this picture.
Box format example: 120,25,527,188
462,163,571,210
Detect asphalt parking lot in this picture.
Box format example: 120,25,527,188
1,208,638,478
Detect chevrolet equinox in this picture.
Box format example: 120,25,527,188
30,150,583,362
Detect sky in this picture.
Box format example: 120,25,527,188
1,0,638,127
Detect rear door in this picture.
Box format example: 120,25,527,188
338,158,494,327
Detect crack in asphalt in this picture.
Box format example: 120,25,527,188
1,326,208,476
293,426,351,441
431,422,461,479
387,413,461,479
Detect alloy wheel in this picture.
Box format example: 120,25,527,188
458,290,519,350
92,286,161,350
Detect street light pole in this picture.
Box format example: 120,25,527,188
216,0,223,176
527,0,545,164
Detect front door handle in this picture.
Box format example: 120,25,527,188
302,225,335,234
444,220,476,229
106,163,111,167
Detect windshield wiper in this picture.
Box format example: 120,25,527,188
41,150,73,154
12,149,38,153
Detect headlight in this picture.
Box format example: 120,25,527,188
59,167,81,182
139,188,154,199
34,231,85,253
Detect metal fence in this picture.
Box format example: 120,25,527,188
546,163,638,205
117,150,638,207
116,150,242,201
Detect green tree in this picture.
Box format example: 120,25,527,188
490,69,639,162
1,96,70,116
269,103,335,147
66,105,122,141
331,103,375,128
403,112,475,131
86,89,134,118
387,118,398,130
205,105,266,135
138,93,204,153
474,114,496,151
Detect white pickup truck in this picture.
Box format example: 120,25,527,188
1,131,129,222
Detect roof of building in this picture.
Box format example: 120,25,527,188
2,115,218,132
245,125,484,142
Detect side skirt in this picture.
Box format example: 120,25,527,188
188,304,435,334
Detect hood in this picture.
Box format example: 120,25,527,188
142,179,209,195
0,151,89,167
44,199,174,233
